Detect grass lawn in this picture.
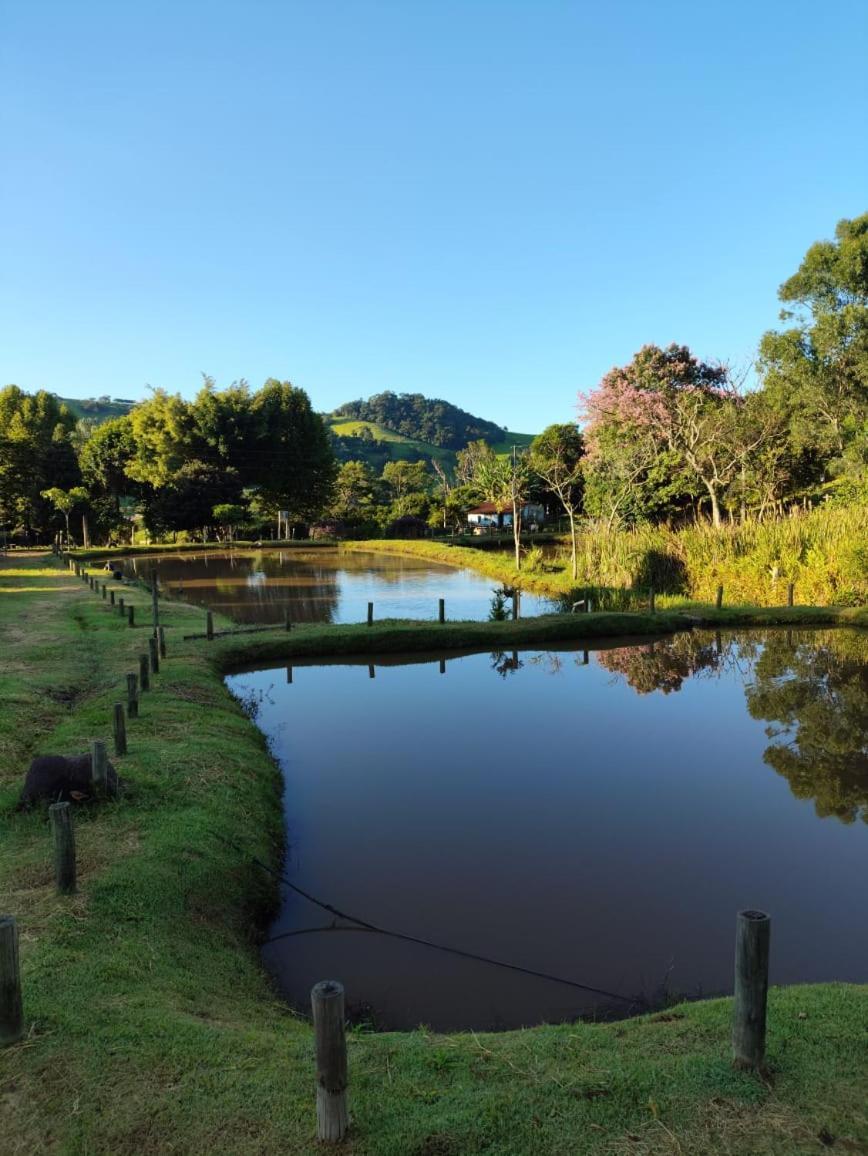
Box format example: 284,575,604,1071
1,551,866,1154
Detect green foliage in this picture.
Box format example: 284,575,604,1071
333,390,505,448
0,386,80,537
759,212,868,488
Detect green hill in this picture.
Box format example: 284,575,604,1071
328,392,535,471
55,395,136,421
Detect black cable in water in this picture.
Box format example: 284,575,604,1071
212,832,638,1007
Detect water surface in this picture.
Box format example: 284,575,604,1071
119,548,552,624
227,628,868,1030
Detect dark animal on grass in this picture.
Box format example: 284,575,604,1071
16,753,120,811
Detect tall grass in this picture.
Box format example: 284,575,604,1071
571,505,867,606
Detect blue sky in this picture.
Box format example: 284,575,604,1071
1,0,866,433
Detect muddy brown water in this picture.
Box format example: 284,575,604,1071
226,627,868,1030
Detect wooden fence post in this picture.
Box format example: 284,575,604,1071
787,582,794,607
127,604,135,628
127,673,139,719
206,611,214,641
49,802,77,895
158,625,167,658
151,568,159,636
0,916,23,1046
110,589,116,606
118,597,125,616
90,739,108,795
148,636,159,675
716,585,724,610
649,586,656,614
139,654,150,692
113,703,127,756
438,598,445,624
311,980,349,1143
367,602,373,627
101,583,107,600
732,909,770,1070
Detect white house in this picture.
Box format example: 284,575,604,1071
466,501,545,533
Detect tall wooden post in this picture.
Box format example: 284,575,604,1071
438,598,445,624
90,739,108,795
367,602,373,627
151,567,159,636
110,589,116,606
732,909,770,1070
716,585,724,610
49,802,76,895
113,703,127,756
101,583,107,600
368,664,375,679
127,673,139,719
649,586,656,614
158,625,166,658
127,604,135,628
118,597,125,616
148,635,159,675
439,658,446,675
206,611,214,641
139,654,150,693
0,916,23,1046
311,980,349,1143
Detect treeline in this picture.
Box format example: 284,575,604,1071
580,214,868,529
0,379,335,544
333,391,505,449
1,212,865,564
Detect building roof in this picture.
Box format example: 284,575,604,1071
467,502,511,515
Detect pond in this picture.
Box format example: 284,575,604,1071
117,548,554,624
226,628,868,1031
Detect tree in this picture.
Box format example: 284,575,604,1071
249,380,336,526
190,377,259,485
455,439,496,488
0,387,79,539
474,450,531,570
381,460,430,501
126,388,195,487
530,424,584,578
41,486,89,547
758,213,868,490
212,502,247,542
142,461,242,540
580,344,771,527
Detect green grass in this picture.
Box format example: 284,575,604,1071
1,552,867,1154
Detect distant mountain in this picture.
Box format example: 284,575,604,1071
333,391,507,450
54,395,136,422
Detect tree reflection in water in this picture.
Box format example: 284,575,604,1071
745,631,868,824
596,632,724,694
596,629,868,825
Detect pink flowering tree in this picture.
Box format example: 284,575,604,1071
580,344,767,527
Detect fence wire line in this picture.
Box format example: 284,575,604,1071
212,833,638,1007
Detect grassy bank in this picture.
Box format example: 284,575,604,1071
2,553,867,1154
344,504,868,609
